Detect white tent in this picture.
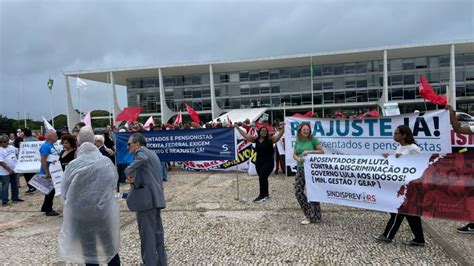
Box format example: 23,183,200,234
213,108,268,124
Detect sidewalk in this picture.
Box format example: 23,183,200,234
0,170,472,264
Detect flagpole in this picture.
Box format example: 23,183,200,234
310,56,314,113
49,88,54,128
22,79,26,128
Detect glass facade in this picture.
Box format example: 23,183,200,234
126,52,474,118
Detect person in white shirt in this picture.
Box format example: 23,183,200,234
446,105,474,234
373,125,425,246
0,134,24,207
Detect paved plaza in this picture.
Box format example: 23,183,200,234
0,170,472,265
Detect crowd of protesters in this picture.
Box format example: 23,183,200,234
1,108,473,264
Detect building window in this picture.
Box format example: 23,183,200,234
390,75,403,86
249,71,259,81
415,57,428,69
220,74,229,83
239,72,249,81
323,79,333,90
270,70,279,80
345,79,356,89
403,75,415,85
356,79,367,88
466,84,474,96
313,82,322,91
390,59,403,71
455,54,464,67
346,91,356,102
404,87,416,100
302,93,312,105
271,84,280,94
291,94,301,105
260,86,270,94
271,96,281,107
356,62,368,73
280,68,290,79
240,88,250,95
322,66,333,76
465,54,474,66
390,88,403,100
368,89,380,101
335,92,345,103
344,64,356,74
300,67,311,77
260,71,269,80
356,91,368,102
429,57,439,68
439,55,450,67
192,90,201,98
323,92,334,103
250,87,259,95
333,64,344,75
402,59,415,70
313,93,323,105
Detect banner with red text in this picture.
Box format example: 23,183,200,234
304,153,474,221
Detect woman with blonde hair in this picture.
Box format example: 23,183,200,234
293,122,324,225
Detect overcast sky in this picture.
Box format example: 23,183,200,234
0,0,472,120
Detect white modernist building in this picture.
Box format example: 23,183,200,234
64,40,474,129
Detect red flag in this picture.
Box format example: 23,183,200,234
173,111,182,127
115,107,142,123
184,102,200,124
292,111,313,118
419,75,447,105
368,109,380,117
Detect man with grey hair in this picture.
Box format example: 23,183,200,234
0,134,23,207
59,126,121,265
125,133,167,265
39,129,59,216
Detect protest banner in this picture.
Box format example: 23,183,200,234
451,130,474,147
115,127,236,163
14,141,62,173
28,174,53,195
49,161,63,197
304,153,474,222
284,110,451,176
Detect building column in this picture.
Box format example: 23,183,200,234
109,72,122,125
383,49,389,103
158,68,175,124
449,44,457,108
64,74,80,130
209,64,224,119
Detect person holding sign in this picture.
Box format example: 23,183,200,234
235,122,285,203
292,122,324,225
374,125,425,246
0,134,24,207
446,104,474,234
39,130,60,216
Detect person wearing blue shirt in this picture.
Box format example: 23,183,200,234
39,129,60,216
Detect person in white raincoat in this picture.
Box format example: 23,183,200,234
58,126,120,265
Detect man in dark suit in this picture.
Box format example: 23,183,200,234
125,133,167,265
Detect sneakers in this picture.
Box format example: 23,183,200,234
45,210,59,216
253,196,266,203
457,223,474,234
301,218,311,225
12,199,24,202
2,203,8,207
373,234,392,243
25,188,37,194
402,240,425,247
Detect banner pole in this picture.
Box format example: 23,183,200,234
235,170,240,201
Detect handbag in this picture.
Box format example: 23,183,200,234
126,185,154,212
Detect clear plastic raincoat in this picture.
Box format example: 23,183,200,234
58,142,120,264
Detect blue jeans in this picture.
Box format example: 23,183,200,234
161,162,168,181
1,174,19,204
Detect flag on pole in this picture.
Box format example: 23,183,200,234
82,112,92,127
173,111,182,127
183,101,200,124
227,114,232,125
144,116,155,131
419,75,447,106
42,116,55,130
47,79,54,90
115,107,142,123
76,77,87,91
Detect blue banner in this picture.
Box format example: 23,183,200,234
114,128,236,163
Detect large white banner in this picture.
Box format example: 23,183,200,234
14,141,62,174
285,110,451,175
304,154,431,213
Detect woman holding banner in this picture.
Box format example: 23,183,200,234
374,125,426,246
293,122,324,225
235,122,285,203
